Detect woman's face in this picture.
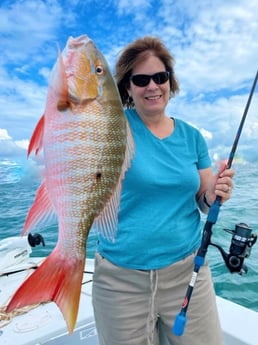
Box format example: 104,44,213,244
127,54,170,118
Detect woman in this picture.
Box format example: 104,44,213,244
92,36,234,345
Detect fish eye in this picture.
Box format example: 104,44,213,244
95,65,104,75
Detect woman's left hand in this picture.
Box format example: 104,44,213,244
213,167,235,203
206,162,235,205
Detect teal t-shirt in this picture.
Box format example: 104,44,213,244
97,109,211,270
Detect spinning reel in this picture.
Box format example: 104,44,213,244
210,222,257,275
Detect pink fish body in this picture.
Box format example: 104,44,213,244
6,35,134,333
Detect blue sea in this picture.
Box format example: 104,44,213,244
0,158,257,312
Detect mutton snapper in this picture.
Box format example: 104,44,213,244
6,35,134,333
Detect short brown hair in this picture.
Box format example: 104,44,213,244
115,36,179,107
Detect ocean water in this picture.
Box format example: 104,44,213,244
0,158,257,312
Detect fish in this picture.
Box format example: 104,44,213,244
6,35,134,333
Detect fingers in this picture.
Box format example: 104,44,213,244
205,166,235,205
219,168,235,179
215,179,233,202
215,168,234,202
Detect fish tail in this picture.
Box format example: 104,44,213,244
6,248,85,333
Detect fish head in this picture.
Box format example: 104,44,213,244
58,35,120,107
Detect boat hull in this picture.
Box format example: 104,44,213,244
0,258,257,345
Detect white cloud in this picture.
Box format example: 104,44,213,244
38,67,51,81
158,0,258,94
0,139,26,157
0,129,27,157
15,139,30,150
0,128,11,140
200,128,213,140
0,1,60,62
0,0,257,162
116,0,152,16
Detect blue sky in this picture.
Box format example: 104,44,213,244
0,0,257,163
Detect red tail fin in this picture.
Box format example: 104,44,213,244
6,249,85,333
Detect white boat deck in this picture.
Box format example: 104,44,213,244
0,258,258,345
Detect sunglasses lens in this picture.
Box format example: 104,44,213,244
153,72,169,84
131,72,169,87
131,75,151,87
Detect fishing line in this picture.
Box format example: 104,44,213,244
0,266,38,277
172,69,258,336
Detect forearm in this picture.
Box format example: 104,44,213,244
197,191,212,215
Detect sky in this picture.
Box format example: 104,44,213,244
0,0,258,164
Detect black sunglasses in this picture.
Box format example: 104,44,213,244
130,71,170,87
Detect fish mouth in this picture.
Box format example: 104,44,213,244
67,35,92,49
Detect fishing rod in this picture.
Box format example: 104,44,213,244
173,69,258,336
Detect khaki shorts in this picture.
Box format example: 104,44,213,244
92,252,224,345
